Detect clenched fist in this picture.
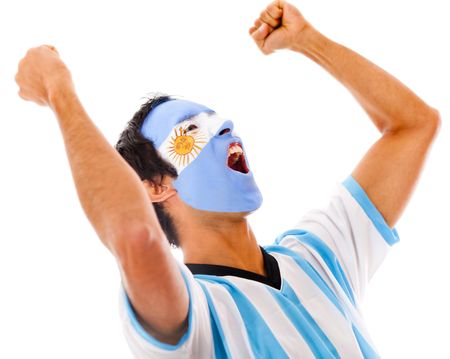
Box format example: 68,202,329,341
249,0,310,55
15,45,74,107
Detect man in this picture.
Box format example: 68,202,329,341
15,0,439,358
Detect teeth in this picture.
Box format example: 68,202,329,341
228,144,243,156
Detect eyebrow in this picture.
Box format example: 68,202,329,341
175,110,216,125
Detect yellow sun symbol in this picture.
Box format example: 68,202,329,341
168,126,207,167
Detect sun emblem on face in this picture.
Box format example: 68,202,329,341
168,125,207,167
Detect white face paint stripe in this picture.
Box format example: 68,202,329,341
158,112,227,174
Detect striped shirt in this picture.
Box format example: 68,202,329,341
120,176,399,358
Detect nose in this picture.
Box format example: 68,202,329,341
215,120,234,137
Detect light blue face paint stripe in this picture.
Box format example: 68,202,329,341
265,245,347,318
343,176,400,246
140,99,214,149
275,229,356,307
122,267,194,351
195,275,289,359
197,281,232,359
352,325,380,359
173,136,263,212
271,281,340,358
141,97,263,213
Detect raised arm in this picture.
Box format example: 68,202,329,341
15,46,188,344
250,0,440,227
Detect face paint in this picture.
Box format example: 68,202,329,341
140,99,263,212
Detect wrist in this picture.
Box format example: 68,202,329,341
48,76,77,111
48,79,83,127
290,24,327,56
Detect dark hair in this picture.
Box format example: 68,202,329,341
115,94,180,247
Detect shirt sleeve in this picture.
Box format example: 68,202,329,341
276,176,399,304
119,262,214,359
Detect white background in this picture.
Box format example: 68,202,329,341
0,0,448,358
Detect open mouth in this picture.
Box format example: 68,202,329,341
227,142,249,174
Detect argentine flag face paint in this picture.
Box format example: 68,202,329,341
140,99,263,212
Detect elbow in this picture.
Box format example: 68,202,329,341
418,107,441,142
384,107,441,137
427,107,441,136
405,106,441,139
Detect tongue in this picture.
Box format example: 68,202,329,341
228,153,249,173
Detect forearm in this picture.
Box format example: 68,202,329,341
293,26,438,133
16,46,196,342
251,1,439,227
49,88,162,249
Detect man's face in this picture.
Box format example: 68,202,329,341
140,99,263,212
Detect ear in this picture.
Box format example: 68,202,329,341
143,180,177,203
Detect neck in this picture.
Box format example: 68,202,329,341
181,214,265,276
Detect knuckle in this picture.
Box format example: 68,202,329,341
261,13,277,26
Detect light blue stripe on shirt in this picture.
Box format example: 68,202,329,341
196,275,290,359
275,229,356,307
197,281,232,358
343,176,400,246
352,324,380,359
267,243,378,359
265,245,347,317
271,280,340,358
